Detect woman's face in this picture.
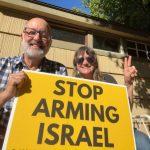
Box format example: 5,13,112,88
76,51,96,79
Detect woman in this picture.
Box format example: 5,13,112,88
73,46,150,150
73,46,137,101
73,46,101,81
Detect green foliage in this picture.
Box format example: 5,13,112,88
83,0,150,32
72,7,84,14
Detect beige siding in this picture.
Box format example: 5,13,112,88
66,68,74,76
98,55,123,74
0,8,27,35
0,33,21,57
0,7,27,57
48,47,75,68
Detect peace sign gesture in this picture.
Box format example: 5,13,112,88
124,56,137,86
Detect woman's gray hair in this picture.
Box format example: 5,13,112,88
72,46,102,81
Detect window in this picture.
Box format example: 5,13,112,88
93,35,120,52
126,40,150,60
52,28,85,44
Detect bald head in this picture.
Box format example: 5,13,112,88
25,18,51,36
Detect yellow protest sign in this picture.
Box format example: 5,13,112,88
3,71,135,150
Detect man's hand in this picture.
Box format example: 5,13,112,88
5,71,27,98
124,56,137,86
0,71,27,107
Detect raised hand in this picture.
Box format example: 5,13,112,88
124,56,137,86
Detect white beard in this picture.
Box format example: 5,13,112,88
21,40,45,59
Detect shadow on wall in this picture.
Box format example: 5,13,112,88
133,61,150,110
134,76,150,110
107,53,150,110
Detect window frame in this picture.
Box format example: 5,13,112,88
125,39,150,60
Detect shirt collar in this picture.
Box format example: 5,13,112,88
14,55,25,70
14,55,47,70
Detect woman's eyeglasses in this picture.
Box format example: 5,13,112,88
76,56,95,65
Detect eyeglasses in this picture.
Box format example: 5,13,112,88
76,56,95,65
23,27,50,41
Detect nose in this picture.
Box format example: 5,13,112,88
33,33,42,41
82,58,88,65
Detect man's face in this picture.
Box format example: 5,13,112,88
21,18,51,59
76,51,96,79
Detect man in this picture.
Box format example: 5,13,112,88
0,17,67,146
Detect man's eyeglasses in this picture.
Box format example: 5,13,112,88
76,56,95,65
23,27,50,41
